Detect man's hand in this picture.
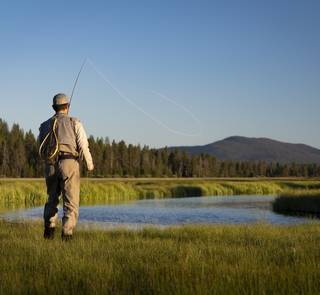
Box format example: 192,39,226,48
87,163,94,171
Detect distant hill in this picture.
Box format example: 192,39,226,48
168,136,320,164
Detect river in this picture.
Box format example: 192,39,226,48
0,195,313,228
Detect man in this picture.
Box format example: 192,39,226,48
39,93,94,241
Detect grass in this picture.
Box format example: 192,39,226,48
1,178,320,208
0,220,320,294
273,191,320,216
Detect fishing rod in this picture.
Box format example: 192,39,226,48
68,58,87,112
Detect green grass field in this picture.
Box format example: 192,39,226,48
1,178,320,208
1,179,320,294
0,220,320,295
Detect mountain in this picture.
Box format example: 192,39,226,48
168,136,320,164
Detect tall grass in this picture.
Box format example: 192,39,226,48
1,178,320,209
273,191,320,216
0,220,320,294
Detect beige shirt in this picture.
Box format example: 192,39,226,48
74,120,94,170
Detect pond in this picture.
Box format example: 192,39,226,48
0,195,313,228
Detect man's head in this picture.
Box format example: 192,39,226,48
52,93,69,113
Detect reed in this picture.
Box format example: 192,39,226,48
273,191,320,216
1,178,320,208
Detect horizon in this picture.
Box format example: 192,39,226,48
1,0,319,148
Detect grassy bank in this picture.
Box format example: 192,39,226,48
1,178,320,208
0,221,320,294
273,192,320,216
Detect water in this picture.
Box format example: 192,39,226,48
0,195,313,228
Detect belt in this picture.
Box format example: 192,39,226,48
58,153,79,161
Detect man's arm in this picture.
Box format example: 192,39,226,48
74,120,94,171
38,121,48,144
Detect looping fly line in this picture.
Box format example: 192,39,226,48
70,58,202,137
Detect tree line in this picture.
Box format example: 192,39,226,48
1,118,320,178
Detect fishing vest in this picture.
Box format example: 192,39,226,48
39,113,79,162
55,113,78,155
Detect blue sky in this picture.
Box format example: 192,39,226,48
0,0,319,148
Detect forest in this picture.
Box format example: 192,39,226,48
1,118,320,178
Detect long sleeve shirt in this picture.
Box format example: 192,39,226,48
74,120,94,170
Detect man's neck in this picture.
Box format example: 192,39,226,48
56,111,68,115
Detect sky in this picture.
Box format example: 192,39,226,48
0,0,319,148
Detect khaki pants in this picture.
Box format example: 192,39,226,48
43,159,80,236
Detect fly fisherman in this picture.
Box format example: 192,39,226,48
38,93,94,241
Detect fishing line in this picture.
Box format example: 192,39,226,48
72,58,203,137
150,91,202,137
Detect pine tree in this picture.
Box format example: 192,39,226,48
0,118,319,178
